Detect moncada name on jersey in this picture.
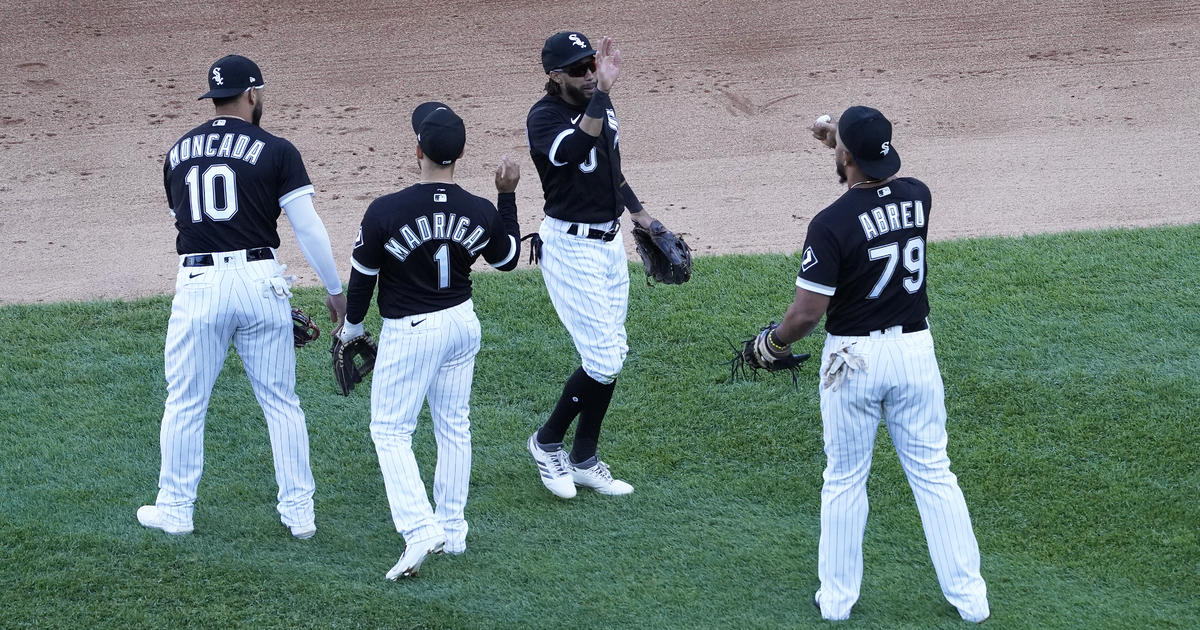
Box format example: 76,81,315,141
384,212,491,262
167,120,266,170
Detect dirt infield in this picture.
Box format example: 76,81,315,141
1,1,1197,304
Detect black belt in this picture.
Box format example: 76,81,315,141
840,320,929,337
567,223,619,242
182,247,274,267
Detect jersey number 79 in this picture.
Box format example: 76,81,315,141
866,236,925,299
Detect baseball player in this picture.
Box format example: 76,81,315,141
758,106,989,622
340,103,520,579
138,55,347,539
524,32,666,499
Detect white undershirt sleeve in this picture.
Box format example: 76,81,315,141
281,192,343,295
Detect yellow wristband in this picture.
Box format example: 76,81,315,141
767,329,789,351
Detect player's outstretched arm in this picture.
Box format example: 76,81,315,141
486,156,521,272
578,36,620,138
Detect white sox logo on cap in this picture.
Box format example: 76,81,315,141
880,141,890,156
212,67,224,85
569,34,587,48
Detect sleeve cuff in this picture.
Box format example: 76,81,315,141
797,277,836,296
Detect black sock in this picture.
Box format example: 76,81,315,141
537,367,589,444
569,376,616,464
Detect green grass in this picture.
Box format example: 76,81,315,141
1,225,1197,629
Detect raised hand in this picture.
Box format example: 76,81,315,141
595,36,621,92
495,155,520,193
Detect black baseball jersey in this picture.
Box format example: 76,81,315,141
347,183,519,320
527,94,627,223
797,177,933,335
163,116,312,255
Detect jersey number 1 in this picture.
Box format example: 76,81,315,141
184,164,238,222
866,236,925,299
433,244,450,289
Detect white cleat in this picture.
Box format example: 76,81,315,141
386,538,445,580
527,432,577,499
136,505,194,535
570,460,633,495
290,524,316,540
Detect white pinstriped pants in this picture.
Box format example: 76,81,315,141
815,327,989,622
370,299,480,547
156,251,315,530
538,216,629,384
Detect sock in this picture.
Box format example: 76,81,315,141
569,376,616,464
571,455,598,469
537,367,589,444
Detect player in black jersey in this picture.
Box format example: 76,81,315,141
756,106,989,622
138,55,347,540
339,103,520,580
523,31,674,499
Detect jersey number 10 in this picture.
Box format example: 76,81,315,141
184,164,238,222
866,236,925,299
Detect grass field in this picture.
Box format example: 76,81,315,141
1,225,1197,629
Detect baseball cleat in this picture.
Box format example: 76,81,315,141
289,524,316,539
386,538,445,580
569,460,633,495
527,432,577,499
136,505,193,535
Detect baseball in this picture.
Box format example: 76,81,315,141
816,114,832,124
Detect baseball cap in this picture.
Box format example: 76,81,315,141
837,105,901,180
541,31,596,73
199,54,264,100
411,101,450,134
417,107,466,165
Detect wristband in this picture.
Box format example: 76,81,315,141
585,89,612,120
768,328,790,351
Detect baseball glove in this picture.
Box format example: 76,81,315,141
331,331,378,396
632,220,692,285
730,323,811,385
292,307,320,348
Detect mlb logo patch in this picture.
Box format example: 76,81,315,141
801,247,818,272
434,193,447,203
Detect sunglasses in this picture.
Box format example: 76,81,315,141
559,58,596,77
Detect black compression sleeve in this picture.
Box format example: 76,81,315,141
493,192,521,271
619,179,644,213
585,89,612,120
345,268,377,325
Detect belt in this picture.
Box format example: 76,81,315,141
869,320,928,336
182,247,274,267
566,222,619,242
838,319,929,337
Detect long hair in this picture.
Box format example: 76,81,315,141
545,78,561,96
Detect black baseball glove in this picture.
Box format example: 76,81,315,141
730,322,810,385
292,307,320,348
632,220,692,285
331,330,378,396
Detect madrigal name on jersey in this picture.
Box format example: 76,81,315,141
384,212,490,261
167,125,265,170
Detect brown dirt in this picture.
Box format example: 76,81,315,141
2,1,1197,304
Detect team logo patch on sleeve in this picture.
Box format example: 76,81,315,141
801,246,818,272
353,226,364,249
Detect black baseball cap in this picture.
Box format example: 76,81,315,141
417,107,466,165
542,31,596,73
199,54,264,100
837,105,901,180
411,101,450,134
